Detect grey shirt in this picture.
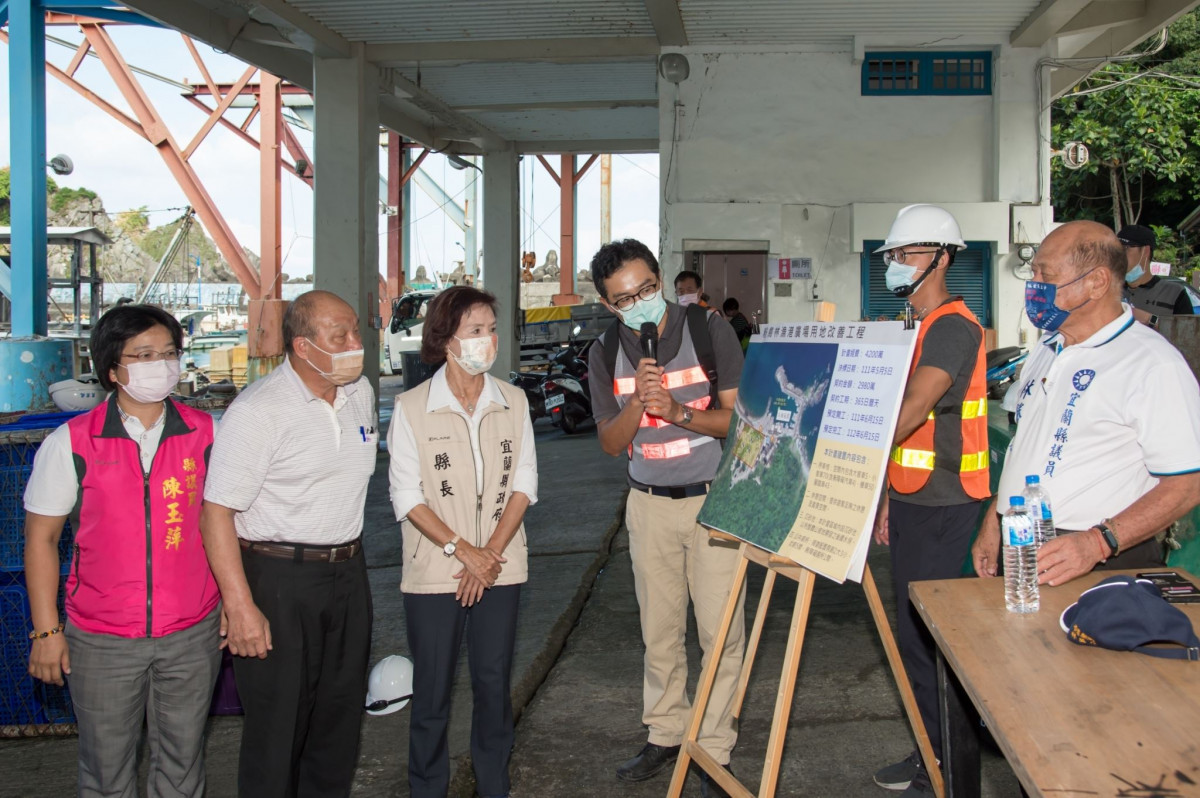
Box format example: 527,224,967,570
588,304,745,485
888,310,984,507
589,304,745,424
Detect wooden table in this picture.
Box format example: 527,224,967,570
910,570,1200,798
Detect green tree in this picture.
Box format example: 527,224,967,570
1051,9,1200,232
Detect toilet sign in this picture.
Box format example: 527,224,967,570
769,257,812,280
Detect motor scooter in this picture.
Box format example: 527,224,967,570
542,326,593,434
986,346,1027,399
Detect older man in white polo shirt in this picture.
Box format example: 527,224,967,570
973,221,1200,585
201,290,378,797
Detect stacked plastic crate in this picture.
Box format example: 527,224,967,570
0,413,80,736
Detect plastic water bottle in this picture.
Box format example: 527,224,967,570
1002,496,1039,614
1021,475,1057,546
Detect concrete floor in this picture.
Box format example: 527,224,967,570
0,379,1022,797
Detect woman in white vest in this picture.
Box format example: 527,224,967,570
386,286,538,798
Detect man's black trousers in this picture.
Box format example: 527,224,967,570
888,498,982,762
404,585,520,798
232,548,373,798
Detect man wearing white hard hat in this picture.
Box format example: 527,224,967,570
870,205,990,798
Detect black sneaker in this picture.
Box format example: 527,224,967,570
873,750,921,791
615,742,681,782
898,766,933,797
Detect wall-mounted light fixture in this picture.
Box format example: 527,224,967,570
658,53,690,84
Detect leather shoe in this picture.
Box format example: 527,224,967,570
615,742,681,782
699,764,734,798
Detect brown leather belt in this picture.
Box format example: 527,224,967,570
238,537,362,563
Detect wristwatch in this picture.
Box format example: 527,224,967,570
1095,522,1120,558
442,536,460,557
1149,314,1160,329
678,406,694,426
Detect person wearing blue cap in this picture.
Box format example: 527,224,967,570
1118,224,1200,327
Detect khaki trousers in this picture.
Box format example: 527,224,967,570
626,488,746,763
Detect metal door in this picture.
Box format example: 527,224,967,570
700,252,768,324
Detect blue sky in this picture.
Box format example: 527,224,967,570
1,23,660,284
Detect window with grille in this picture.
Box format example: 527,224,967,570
860,241,992,327
862,52,992,95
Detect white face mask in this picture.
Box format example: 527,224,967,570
677,293,700,307
118,359,180,404
451,334,497,376
304,339,364,386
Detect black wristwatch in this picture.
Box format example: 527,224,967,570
1149,314,1160,329
1095,522,1120,558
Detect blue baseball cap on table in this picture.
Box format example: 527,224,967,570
1059,576,1200,661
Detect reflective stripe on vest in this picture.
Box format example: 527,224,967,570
891,446,989,473
614,365,709,397
887,299,991,500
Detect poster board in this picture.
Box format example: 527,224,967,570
698,321,917,583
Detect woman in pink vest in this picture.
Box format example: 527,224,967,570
23,304,221,798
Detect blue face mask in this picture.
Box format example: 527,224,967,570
1125,264,1145,285
885,262,919,293
1025,268,1095,331
619,289,667,331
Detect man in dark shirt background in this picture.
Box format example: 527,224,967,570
1118,224,1198,327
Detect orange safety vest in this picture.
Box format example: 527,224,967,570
887,299,990,499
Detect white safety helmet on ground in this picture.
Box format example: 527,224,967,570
364,655,414,716
49,376,106,412
1001,380,1022,414
874,204,967,253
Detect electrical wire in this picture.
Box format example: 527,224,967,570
1036,28,1169,197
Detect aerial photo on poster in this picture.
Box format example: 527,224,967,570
699,322,916,583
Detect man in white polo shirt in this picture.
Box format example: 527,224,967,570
972,221,1200,585
201,290,378,797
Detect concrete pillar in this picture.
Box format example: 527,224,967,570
483,145,520,376
312,44,380,396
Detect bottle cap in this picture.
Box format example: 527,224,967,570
1010,496,1025,506
1025,475,1040,485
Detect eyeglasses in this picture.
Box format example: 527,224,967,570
882,248,941,266
611,283,660,311
120,348,184,363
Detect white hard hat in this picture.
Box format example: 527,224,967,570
49,376,106,412
364,655,413,716
874,204,967,253
1001,381,1022,413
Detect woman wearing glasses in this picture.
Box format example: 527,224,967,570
387,286,538,798
23,304,222,798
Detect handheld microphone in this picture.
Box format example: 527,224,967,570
639,322,659,365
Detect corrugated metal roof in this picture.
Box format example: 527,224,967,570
681,0,1045,44
287,0,655,42
399,61,656,106
474,106,658,141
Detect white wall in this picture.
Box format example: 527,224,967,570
659,44,1052,347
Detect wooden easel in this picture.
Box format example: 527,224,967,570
666,531,945,798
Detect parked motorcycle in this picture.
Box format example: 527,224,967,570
542,327,593,435
509,369,549,424
985,346,1027,400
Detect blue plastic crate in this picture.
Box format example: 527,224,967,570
0,582,74,726
1,584,38,726
0,433,75,574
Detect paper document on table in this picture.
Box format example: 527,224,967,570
698,321,917,583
